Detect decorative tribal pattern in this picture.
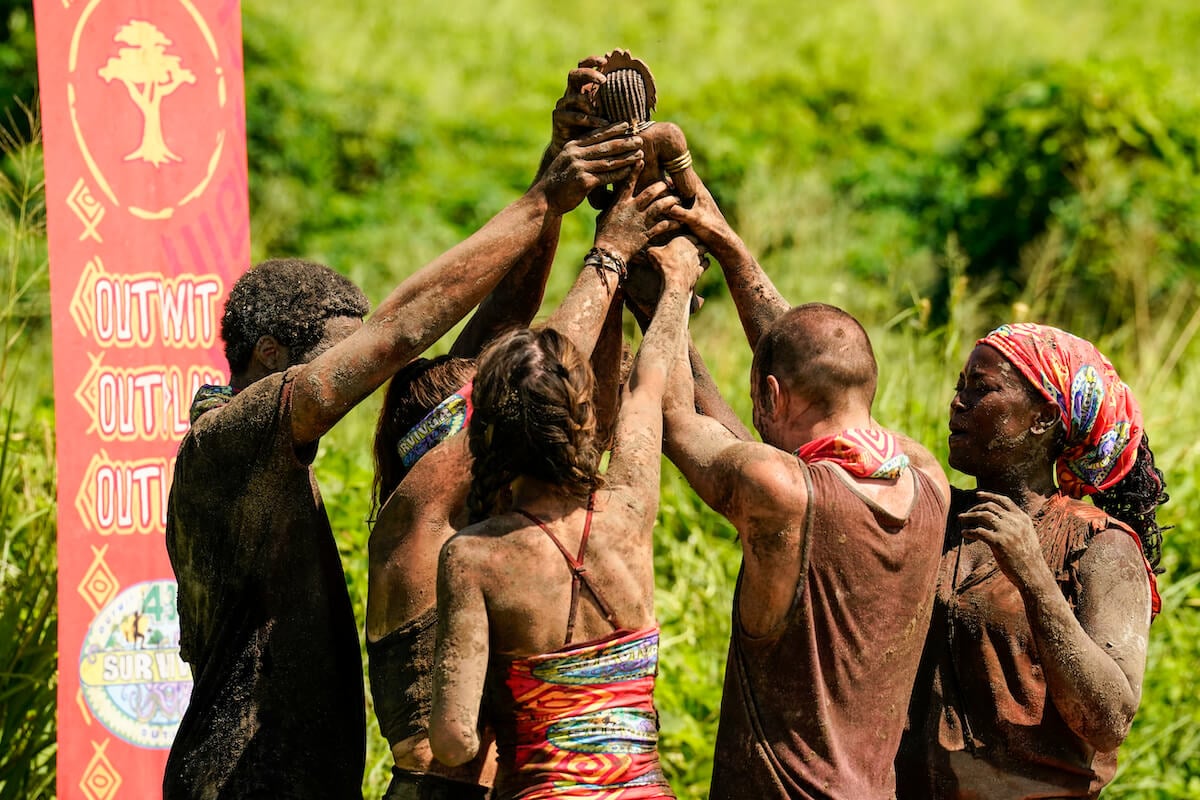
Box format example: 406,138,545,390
795,428,910,479
980,324,1143,497
396,381,473,470
502,627,674,799
189,384,235,424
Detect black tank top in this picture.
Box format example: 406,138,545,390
366,606,438,746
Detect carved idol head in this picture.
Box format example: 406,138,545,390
595,50,657,130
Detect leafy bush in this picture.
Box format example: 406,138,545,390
915,62,1200,331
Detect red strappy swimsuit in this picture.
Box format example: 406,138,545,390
487,494,675,800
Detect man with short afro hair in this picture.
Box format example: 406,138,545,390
220,258,370,374
163,119,645,800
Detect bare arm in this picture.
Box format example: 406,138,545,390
960,494,1151,751
667,176,787,348
661,330,809,636
605,237,702,503
448,217,559,358
590,296,624,451
1024,529,1149,750
545,173,678,358
625,294,753,443
290,124,643,444
661,326,768,521
688,338,754,442
429,535,491,767
449,58,618,356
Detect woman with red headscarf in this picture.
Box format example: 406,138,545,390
898,323,1167,799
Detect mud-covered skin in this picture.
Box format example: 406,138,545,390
273,120,644,449
898,489,1152,799
165,371,366,800
660,184,951,797
429,237,702,774
367,159,678,785
564,51,702,213
166,103,647,800
895,343,1152,798
949,343,1150,751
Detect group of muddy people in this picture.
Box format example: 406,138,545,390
161,53,1168,800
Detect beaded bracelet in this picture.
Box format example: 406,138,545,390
584,246,628,289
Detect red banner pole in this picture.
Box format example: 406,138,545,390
34,0,250,795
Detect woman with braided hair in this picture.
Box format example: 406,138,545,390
897,323,1168,799
358,58,675,799
428,235,704,800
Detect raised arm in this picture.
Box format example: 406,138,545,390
625,292,753,443
661,322,759,519
290,123,643,444
448,215,559,358
545,171,678,358
604,237,702,506
667,176,787,349
590,296,625,451
450,59,614,357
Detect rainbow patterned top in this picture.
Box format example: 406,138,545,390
491,626,675,800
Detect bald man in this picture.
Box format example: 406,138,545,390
664,184,950,799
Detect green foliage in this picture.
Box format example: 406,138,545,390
918,62,1200,331
0,110,55,800
7,0,1200,796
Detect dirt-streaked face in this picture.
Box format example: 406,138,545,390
948,343,1046,478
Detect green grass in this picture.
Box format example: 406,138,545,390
6,0,1200,796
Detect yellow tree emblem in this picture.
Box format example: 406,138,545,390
99,21,197,167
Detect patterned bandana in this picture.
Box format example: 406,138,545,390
189,384,235,424
395,381,473,471
795,428,910,479
979,323,1143,498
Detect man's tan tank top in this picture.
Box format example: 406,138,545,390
709,460,947,799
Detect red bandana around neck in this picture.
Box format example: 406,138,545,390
795,428,910,480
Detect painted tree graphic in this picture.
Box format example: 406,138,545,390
99,21,197,167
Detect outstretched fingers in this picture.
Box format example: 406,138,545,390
645,218,682,240
574,121,634,148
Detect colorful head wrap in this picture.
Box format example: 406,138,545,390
979,323,1143,498
395,381,473,471
795,428,910,480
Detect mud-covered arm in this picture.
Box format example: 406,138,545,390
545,173,678,358
1032,529,1150,750
661,336,810,635
290,124,643,445
667,176,787,349
590,296,625,451
448,216,559,358
651,121,703,204
662,326,769,522
625,295,752,442
448,60,619,357
604,238,702,526
959,494,1151,751
429,535,490,767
